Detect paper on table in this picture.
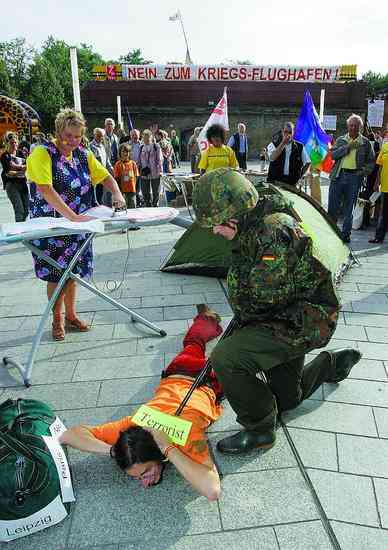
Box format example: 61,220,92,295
0,217,105,236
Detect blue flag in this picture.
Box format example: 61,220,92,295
126,107,134,132
294,90,331,167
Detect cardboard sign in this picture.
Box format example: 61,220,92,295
42,436,75,503
131,405,192,446
0,495,68,542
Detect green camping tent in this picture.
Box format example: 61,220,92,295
161,177,352,285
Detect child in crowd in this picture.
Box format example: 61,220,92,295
114,143,139,209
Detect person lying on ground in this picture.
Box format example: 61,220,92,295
60,305,223,500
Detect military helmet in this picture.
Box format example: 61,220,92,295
192,168,259,227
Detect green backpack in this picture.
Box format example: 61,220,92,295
0,398,74,542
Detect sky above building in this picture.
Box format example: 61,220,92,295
1,0,386,77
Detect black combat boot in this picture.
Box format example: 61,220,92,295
216,429,276,455
326,348,362,383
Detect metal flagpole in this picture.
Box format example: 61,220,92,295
319,89,325,123
177,10,193,64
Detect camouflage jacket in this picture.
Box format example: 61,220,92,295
227,192,340,351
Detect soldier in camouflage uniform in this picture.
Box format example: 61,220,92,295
193,168,362,454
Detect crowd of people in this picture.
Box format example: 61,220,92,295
1,113,388,245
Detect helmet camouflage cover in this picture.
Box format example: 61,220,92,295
192,168,259,227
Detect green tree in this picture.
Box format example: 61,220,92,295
25,56,65,130
0,58,12,96
118,48,152,64
362,71,388,95
0,38,35,97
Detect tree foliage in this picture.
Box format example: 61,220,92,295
362,71,388,95
118,48,152,64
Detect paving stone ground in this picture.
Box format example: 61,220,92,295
1,166,388,549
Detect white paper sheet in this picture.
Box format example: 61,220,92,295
0,217,105,237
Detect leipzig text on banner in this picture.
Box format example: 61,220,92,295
93,64,357,83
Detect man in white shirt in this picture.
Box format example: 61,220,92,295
267,122,310,186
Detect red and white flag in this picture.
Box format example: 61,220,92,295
198,88,229,152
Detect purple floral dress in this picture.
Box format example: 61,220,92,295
29,143,97,283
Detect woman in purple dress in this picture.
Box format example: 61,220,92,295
27,109,125,341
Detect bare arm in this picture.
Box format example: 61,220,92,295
59,425,111,455
374,166,382,191
269,137,289,161
167,447,220,501
147,427,221,501
100,174,124,205
9,160,26,171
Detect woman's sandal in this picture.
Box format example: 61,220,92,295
65,317,90,332
52,317,65,341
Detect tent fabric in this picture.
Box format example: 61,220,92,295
160,178,352,285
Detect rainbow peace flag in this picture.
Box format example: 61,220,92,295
294,90,332,169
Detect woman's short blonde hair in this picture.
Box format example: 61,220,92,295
55,108,86,136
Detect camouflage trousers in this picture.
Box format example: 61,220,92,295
210,324,336,432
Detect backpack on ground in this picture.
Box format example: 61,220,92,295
0,398,75,542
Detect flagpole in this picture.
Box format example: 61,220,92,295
178,10,192,63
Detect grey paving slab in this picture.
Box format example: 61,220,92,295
219,468,318,529
56,404,133,426
0,316,25,331
307,469,380,526
142,292,206,308
52,339,138,361
117,528,278,550
67,469,221,547
120,285,182,298
275,520,332,550
349,358,388,381
358,342,388,361
209,429,296,474
351,300,388,314
0,342,58,362
136,334,182,355
163,304,198,320
287,427,338,470
374,477,388,528
97,376,159,406
283,399,377,436
113,319,189,339
374,407,388,438
73,354,165,381
337,434,388,478
344,311,388,328
365,326,388,343
2,381,100,409
358,282,388,293
332,324,367,341
331,521,388,550
1,359,77,388
324,379,388,408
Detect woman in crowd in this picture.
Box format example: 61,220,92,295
198,124,238,174
138,129,163,207
170,129,180,167
0,132,29,222
156,129,174,174
26,108,125,341
60,305,223,500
